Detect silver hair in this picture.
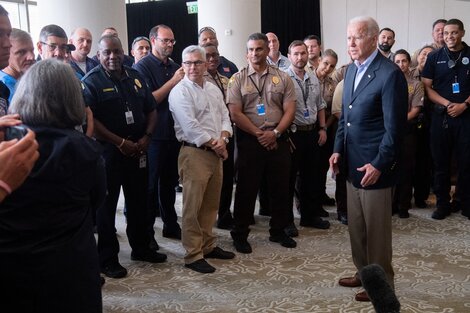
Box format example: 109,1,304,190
182,45,206,62
9,59,85,128
349,16,380,37
39,24,67,42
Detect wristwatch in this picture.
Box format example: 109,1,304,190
222,136,229,144
319,126,327,131
273,128,281,138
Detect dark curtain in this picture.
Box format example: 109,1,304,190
126,0,198,64
261,0,321,56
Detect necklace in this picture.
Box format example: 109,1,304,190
444,47,463,69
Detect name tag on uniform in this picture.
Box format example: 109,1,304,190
125,111,134,124
139,155,147,168
303,108,310,118
256,103,266,116
452,82,460,94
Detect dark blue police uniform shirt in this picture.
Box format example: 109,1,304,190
218,56,238,78
70,57,99,79
422,42,470,103
81,64,156,141
133,53,180,141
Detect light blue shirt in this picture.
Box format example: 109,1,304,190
0,71,17,103
353,49,378,91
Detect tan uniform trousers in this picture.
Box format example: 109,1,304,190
346,181,395,287
178,146,223,264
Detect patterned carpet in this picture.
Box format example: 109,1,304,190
103,189,470,313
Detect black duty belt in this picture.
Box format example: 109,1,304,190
294,124,315,131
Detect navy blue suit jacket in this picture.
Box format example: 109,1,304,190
333,52,408,189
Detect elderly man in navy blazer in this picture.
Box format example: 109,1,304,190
329,16,408,302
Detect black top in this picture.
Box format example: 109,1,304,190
133,53,180,140
0,127,106,254
82,64,156,141
421,42,470,103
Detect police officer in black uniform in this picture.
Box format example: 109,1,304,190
82,35,167,279
422,19,470,220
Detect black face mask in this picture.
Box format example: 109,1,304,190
378,43,392,52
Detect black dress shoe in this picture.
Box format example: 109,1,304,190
337,212,348,225
185,259,215,273
322,195,336,206
431,208,450,220
233,238,252,254
415,200,427,208
284,223,299,237
204,246,235,259
300,217,330,229
101,262,127,278
269,233,297,248
149,237,160,251
131,250,167,263
162,227,182,240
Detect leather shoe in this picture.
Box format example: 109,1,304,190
204,246,235,259
431,208,450,220
269,233,297,248
185,259,215,273
131,250,167,263
162,227,181,240
355,290,370,302
101,262,127,278
233,238,252,254
284,223,299,237
338,275,362,287
337,212,348,225
300,217,330,229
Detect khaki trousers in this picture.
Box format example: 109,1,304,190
178,146,222,264
346,182,395,287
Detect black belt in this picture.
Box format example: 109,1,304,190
295,124,315,131
182,141,213,152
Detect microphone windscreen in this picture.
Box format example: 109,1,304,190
360,264,400,313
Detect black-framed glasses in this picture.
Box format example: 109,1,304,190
205,52,220,60
182,60,205,67
156,37,176,45
40,41,73,53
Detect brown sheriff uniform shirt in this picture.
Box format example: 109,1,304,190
204,71,229,101
226,64,296,128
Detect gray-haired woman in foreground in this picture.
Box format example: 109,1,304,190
0,59,105,313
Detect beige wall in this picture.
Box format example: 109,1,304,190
321,0,470,66
198,0,261,70
36,0,128,55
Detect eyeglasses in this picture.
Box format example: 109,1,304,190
182,60,205,67
156,37,176,45
40,41,72,53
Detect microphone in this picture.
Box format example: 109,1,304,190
360,264,401,313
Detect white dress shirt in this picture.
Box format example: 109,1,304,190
169,76,232,147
